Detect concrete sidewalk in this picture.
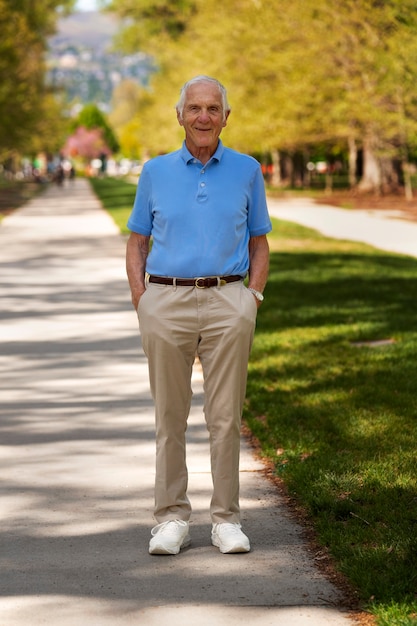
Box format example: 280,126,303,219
267,196,417,259
0,179,356,625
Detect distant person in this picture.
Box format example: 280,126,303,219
126,76,271,555
55,164,64,186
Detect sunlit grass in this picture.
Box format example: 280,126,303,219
246,218,417,624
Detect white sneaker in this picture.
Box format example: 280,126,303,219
211,523,250,553
149,520,191,555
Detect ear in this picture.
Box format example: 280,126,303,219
223,109,231,128
177,109,184,127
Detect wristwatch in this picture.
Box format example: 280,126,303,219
248,287,264,302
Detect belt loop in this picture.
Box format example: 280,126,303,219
145,271,150,287
173,277,177,291
216,276,221,289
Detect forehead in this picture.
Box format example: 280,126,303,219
184,82,223,106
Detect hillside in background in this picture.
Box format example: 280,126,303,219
47,11,153,113
50,10,119,52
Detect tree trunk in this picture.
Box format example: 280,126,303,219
325,170,333,194
270,149,281,187
347,135,357,189
358,132,382,193
403,161,413,201
281,154,293,187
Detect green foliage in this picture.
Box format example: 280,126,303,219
2,0,75,39
109,0,195,49
245,218,417,622
109,81,155,159
0,1,42,156
0,0,74,159
108,0,417,168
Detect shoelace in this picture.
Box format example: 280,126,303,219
216,523,242,535
151,520,187,537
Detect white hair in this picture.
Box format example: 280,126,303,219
176,75,231,121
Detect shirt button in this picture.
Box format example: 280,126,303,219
200,182,206,187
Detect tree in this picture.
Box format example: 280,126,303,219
109,80,144,130
108,0,195,51
62,126,111,160
108,0,417,196
27,92,71,157
73,104,120,154
4,0,75,39
109,80,157,159
107,0,196,155
0,0,74,161
0,1,41,158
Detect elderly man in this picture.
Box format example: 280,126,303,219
126,75,271,555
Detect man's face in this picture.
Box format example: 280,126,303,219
177,81,229,156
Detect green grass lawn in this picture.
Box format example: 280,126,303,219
88,176,135,234
247,220,417,625
91,177,417,626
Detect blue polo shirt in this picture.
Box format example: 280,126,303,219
127,140,272,278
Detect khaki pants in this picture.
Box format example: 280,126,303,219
137,280,257,524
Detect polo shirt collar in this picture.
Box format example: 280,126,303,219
180,140,225,165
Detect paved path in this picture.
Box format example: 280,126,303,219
0,179,356,625
267,196,417,259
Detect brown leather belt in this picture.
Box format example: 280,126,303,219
148,275,243,288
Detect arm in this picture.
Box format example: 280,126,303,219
248,234,269,307
126,232,150,310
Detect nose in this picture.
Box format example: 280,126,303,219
197,108,210,123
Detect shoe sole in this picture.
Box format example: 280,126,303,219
149,535,191,555
211,537,250,554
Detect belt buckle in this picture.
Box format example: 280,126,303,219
195,277,208,288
